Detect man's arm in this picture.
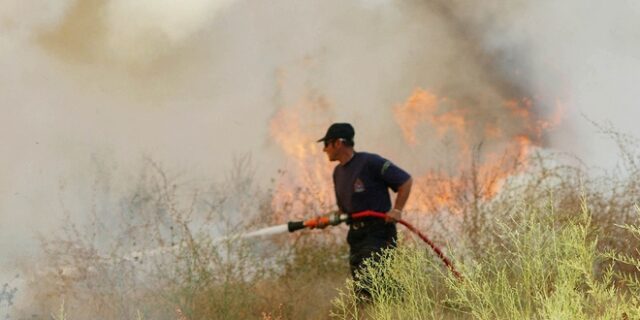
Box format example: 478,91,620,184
387,177,412,222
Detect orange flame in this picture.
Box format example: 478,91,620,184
268,97,335,222
269,108,320,161
391,89,544,212
269,87,562,219
393,89,439,146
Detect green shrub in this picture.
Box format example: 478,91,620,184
331,200,640,319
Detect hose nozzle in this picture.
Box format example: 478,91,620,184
287,220,306,232
288,212,348,232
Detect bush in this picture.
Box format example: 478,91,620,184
17,129,640,319
19,157,349,320
331,200,640,320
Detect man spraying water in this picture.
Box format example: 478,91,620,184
313,123,413,298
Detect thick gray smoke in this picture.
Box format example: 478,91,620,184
1,0,638,298
446,0,640,168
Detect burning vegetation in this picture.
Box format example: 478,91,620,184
15,116,640,320
268,85,562,218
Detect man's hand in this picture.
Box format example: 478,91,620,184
386,208,403,223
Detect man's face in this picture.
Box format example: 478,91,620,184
322,139,340,161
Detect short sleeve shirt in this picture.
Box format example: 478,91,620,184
333,152,411,214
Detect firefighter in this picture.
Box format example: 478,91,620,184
316,122,413,298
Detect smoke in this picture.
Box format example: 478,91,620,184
36,0,236,65
523,1,640,168
104,0,235,62
1,0,639,309
442,0,640,167
0,0,245,269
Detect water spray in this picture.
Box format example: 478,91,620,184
65,211,460,280
287,210,462,279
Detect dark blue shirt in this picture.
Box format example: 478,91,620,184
333,152,411,214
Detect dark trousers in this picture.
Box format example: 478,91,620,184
347,220,397,298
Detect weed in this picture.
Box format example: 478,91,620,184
14,130,640,319
331,199,640,319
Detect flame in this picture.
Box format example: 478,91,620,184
269,87,562,220
269,108,320,160
391,89,543,212
393,89,467,148
393,89,439,146
268,95,335,222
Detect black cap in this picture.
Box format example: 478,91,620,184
317,123,355,142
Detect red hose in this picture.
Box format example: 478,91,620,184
351,210,462,279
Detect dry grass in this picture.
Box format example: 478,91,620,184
10,130,640,319
17,156,347,319
332,201,640,320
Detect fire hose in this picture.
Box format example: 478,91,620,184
287,210,462,279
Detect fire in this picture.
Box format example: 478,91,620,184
393,89,467,150
391,89,546,213
269,108,320,161
393,89,439,146
268,96,335,222
269,87,562,219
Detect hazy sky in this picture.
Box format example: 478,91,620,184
1,0,639,271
